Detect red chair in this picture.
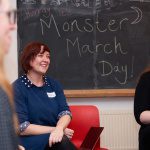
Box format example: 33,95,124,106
68,105,108,150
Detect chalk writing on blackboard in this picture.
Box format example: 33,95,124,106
39,6,142,41
37,5,142,85
17,0,150,89
19,0,126,9
129,0,150,2
21,0,36,4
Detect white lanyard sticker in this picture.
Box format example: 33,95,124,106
47,92,56,98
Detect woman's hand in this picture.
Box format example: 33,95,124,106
64,128,74,139
49,126,64,147
18,145,25,150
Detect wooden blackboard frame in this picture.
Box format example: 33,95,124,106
64,89,135,98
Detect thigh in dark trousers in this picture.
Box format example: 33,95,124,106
44,136,77,150
139,126,150,150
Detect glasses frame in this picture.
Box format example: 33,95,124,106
0,9,17,24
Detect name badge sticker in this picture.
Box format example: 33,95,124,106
47,92,56,98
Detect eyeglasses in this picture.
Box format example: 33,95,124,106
0,9,17,24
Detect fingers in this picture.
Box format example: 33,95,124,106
64,128,74,139
18,145,25,150
65,128,74,134
49,131,63,147
49,128,74,147
66,132,73,139
65,134,72,139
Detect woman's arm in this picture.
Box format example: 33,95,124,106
140,110,150,124
20,117,74,139
20,124,55,135
49,115,71,147
56,114,71,130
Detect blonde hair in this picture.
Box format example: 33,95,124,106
0,48,13,101
0,43,19,133
0,42,13,99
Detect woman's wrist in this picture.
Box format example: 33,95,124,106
55,125,64,131
49,126,55,132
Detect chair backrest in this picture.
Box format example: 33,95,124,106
68,105,100,149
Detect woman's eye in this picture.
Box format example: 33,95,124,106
37,54,43,57
46,55,50,59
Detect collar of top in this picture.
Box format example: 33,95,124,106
20,74,50,88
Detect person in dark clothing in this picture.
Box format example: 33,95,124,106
13,41,76,150
134,71,150,150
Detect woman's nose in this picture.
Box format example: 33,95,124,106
10,23,17,30
43,55,50,62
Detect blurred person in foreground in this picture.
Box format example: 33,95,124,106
0,0,24,149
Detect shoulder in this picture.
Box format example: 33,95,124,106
12,75,29,89
12,76,23,87
136,71,150,89
139,71,150,83
46,76,63,90
0,87,11,111
46,76,61,86
12,76,28,96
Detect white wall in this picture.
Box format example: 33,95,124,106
68,97,134,110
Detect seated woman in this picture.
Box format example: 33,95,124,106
13,41,76,150
134,71,150,150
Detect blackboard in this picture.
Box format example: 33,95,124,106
17,0,150,97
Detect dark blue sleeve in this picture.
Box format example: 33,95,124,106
13,81,29,124
51,79,71,119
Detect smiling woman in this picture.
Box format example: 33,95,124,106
13,41,77,150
